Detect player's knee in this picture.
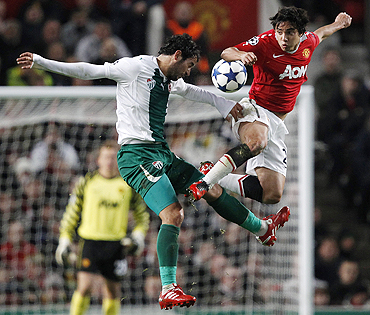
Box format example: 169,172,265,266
244,137,267,156
159,203,184,227
262,190,282,204
239,124,268,156
170,208,184,226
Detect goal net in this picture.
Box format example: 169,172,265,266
0,85,314,315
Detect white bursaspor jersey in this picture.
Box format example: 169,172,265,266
105,55,235,145
33,54,236,145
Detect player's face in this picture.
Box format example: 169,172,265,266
97,147,119,178
274,22,301,52
166,56,198,81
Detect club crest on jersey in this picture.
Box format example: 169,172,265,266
147,78,155,90
302,48,310,59
152,161,163,170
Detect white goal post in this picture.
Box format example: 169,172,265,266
0,85,314,315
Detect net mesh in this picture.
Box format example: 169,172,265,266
0,86,310,314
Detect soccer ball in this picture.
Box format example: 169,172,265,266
211,59,247,93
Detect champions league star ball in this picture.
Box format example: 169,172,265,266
211,59,248,93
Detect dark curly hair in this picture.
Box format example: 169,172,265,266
270,6,310,35
158,33,200,61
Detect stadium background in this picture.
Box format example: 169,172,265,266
1,0,370,314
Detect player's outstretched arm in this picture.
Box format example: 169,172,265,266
314,12,352,43
17,52,107,80
221,47,257,66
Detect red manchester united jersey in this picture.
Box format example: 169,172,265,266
235,29,320,113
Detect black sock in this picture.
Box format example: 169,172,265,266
242,175,263,202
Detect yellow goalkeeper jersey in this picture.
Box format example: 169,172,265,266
59,171,149,241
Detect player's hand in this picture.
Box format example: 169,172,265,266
240,52,257,66
121,231,145,256
16,52,34,69
335,12,352,29
55,237,72,266
227,102,244,122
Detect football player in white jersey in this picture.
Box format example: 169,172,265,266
17,34,289,309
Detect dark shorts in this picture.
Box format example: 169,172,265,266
77,239,127,282
117,142,203,215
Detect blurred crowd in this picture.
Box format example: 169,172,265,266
313,46,370,224
1,0,370,310
0,0,212,87
314,206,370,307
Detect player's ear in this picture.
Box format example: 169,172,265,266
174,50,183,61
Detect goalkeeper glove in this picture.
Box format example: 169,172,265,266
55,237,72,266
121,230,145,256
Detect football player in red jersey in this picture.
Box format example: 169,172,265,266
189,6,352,204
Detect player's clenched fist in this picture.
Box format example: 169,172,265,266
16,52,34,69
335,12,352,29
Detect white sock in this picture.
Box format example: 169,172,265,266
255,220,269,236
162,283,175,293
218,174,249,197
203,154,236,186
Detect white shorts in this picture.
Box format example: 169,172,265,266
232,97,289,177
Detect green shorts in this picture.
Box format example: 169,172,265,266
117,142,203,215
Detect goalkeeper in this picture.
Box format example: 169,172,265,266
189,7,352,205
55,140,149,315
18,34,289,310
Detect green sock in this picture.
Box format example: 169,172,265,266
157,224,180,286
208,188,261,233
240,209,262,234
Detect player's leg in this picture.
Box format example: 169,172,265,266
255,167,285,204
171,153,289,247
218,168,285,204
195,105,288,204
218,173,264,202
189,99,269,200
102,279,121,315
189,121,267,199
242,117,288,204
204,184,290,247
100,241,127,315
117,144,195,309
203,184,267,235
70,272,93,315
144,175,196,310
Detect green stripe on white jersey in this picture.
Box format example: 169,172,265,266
104,55,170,145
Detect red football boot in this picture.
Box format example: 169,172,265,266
256,206,290,246
158,284,196,310
188,180,209,200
